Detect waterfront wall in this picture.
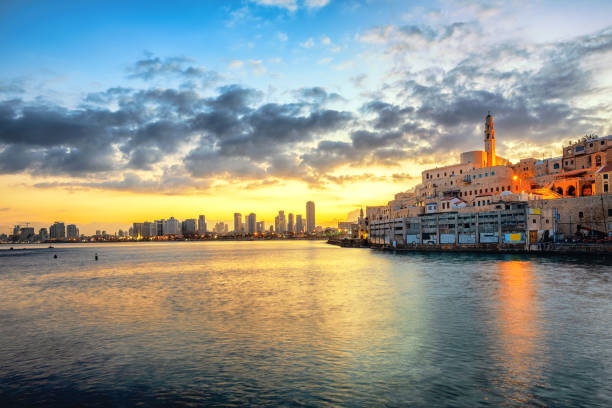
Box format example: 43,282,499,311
368,195,612,252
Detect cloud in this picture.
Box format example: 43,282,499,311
249,0,297,12
228,60,244,70
300,38,315,48
127,54,219,85
248,59,267,75
305,0,330,9
277,32,288,42
321,35,331,45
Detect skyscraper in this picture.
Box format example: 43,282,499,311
182,219,197,235
66,224,79,239
277,210,286,233
247,213,256,234
234,213,242,233
49,222,66,240
295,214,303,234
198,215,207,234
306,201,315,233
288,213,294,233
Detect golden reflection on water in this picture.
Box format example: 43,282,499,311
495,260,546,405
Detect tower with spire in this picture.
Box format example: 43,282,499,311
484,112,496,167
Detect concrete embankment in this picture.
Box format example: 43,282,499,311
329,239,612,255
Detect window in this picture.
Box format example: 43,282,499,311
602,141,605,145
604,174,609,180
605,183,609,193
480,189,483,194
579,212,583,218
491,171,495,175
507,185,511,190
478,201,481,207
437,173,440,178
546,219,549,224
501,186,505,191
496,187,499,192
444,172,447,176
571,160,574,164
485,172,488,177
608,209,612,216
596,156,602,166
554,163,560,169
478,174,482,178
460,170,463,174
533,219,536,224
565,161,569,166
589,143,593,147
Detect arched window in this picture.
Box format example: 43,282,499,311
595,156,602,166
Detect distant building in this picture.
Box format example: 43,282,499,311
306,201,315,233
142,222,155,238
288,213,294,233
247,213,256,234
182,219,197,235
234,213,242,233
164,217,180,235
132,222,143,237
295,214,304,234
39,228,49,241
49,222,66,240
275,210,286,233
198,215,207,234
256,221,265,233
20,227,35,241
66,224,79,240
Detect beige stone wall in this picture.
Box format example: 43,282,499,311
528,195,612,237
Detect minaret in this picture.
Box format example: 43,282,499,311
484,112,496,167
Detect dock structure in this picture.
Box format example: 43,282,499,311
368,196,612,255
369,202,529,251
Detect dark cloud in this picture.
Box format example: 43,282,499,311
361,101,413,129
294,87,345,106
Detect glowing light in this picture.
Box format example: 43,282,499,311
513,175,518,180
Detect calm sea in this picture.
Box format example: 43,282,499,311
0,241,610,407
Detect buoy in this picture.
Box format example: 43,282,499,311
53,254,58,259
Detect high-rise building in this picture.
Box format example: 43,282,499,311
132,222,143,237
234,213,242,233
288,213,294,233
182,219,197,235
306,201,315,233
277,210,286,233
164,217,180,235
66,224,79,240
38,228,49,241
12,225,20,236
50,222,66,240
155,220,164,236
142,222,155,238
247,213,256,234
256,221,265,233
20,227,35,241
198,215,207,234
295,214,304,234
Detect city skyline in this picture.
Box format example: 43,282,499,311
1,1,612,234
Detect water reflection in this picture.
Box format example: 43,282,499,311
495,260,546,405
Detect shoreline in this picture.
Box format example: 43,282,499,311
327,238,612,256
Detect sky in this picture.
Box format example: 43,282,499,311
1,0,612,234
